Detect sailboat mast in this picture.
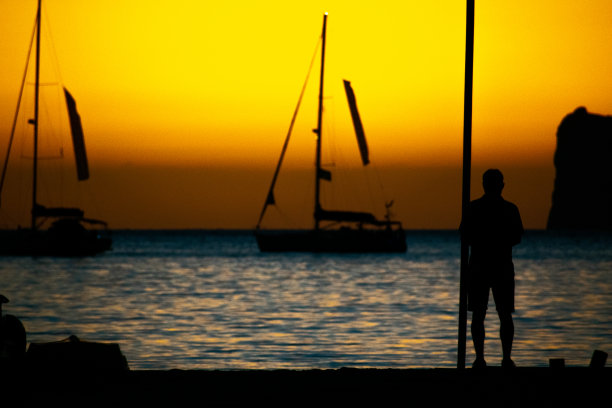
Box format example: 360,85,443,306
314,12,328,231
31,0,42,230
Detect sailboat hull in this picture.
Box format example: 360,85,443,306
255,228,407,253
0,228,111,257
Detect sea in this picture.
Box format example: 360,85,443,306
1,230,610,370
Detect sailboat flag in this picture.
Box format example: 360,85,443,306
64,88,89,181
343,80,370,166
318,168,332,181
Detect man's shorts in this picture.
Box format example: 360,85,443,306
467,262,515,313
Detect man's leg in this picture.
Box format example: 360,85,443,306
471,309,486,364
498,310,514,361
494,269,515,367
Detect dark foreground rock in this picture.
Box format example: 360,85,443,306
2,366,610,407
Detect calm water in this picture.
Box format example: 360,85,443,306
1,230,610,370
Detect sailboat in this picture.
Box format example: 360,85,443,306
255,13,406,253
0,0,111,256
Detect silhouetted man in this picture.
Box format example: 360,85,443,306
461,169,524,369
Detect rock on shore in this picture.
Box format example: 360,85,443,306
547,107,612,230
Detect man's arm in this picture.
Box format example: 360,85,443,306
510,204,524,246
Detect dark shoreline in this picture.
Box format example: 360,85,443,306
6,367,610,406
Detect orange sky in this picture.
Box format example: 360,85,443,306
0,1,611,230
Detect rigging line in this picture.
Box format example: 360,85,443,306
41,7,68,167
0,208,20,227
367,165,388,212
275,205,298,229
41,6,64,87
25,82,61,86
256,37,322,229
0,16,38,206
39,86,66,153
360,165,377,214
19,154,64,160
373,165,392,211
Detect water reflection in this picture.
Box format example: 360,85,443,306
0,231,610,369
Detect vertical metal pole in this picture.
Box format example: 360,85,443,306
314,12,327,231
31,0,42,230
458,0,475,370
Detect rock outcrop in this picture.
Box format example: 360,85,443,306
547,107,612,230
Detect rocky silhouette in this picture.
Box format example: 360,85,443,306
547,107,612,230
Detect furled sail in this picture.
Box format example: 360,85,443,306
343,80,369,166
64,88,89,181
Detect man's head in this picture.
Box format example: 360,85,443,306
482,169,504,196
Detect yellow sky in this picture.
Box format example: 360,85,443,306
0,1,611,229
